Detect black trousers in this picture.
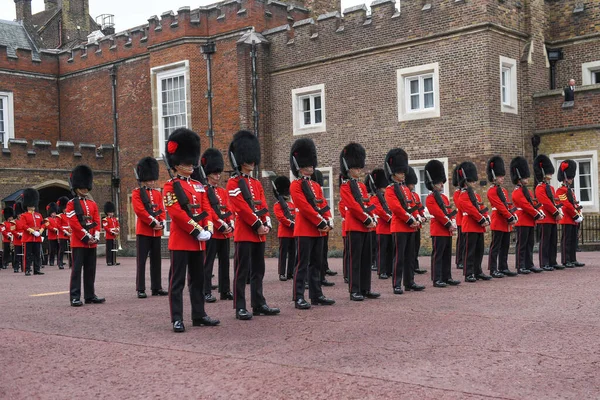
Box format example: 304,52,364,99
14,245,23,272
488,230,511,272
70,247,97,300
24,242,42,273
561,224,578,264
377,234,393,276
414,229,422,271
168,250,206,323
369,230,377,268
321,234,329,280
347,231,372,294
278,237,296,278
463,232,484,276
204,237,231,294
342,236,349,280
538,224,557,267
293,236,325,301
136,235,163,292
105,239,117,265
48,239,58,265
515,226,535,270
455,226,465,267
233,241,266,310
58,239,72,268
431,236,452,282
3,242,13,267
392,232,415,289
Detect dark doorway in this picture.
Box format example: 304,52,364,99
38,186,72,217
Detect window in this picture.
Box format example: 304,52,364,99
550,151,598,213
409,158,450,212
397,63,440,121
499,56,518,114
316,167,333,217
581,61,600,85
0,92,15,148
292,84,326,135
151,61,190,157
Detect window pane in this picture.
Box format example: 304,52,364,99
578,160,591,175
314,110,322,124
409,79,419,95
313,95,321,110
303,111,311,125
423,77,433,92
424,93,434,109
410,94,419,110
302,97,311,112
593,71,600,84
501,87,507,103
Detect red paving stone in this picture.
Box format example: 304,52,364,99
1,253,599,399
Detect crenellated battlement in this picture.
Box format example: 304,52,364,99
0,46,59,75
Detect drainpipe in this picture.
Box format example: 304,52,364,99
249,40,259,138
201,42,216,148
109,66,121,224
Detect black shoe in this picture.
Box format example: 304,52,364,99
393,287,404,295
211,284,218,290
465,274,477,282
563,263,575,268
71,298,83,307
220,291,233,300
343,277,349,284
490,271,505,278
152,289,168,296
286,275,293,280
311,295,335,305
433,280,447,288
476,273,492,281
529,267,544,273
379,273,389,279
542,265,554,271
500,269,518,276
518,268,531,274
362,291,381,299
137,291,147,299
25,271,31,276
85,296,106,304
33,271,45,275
253,304,280,315
204,293,217,303
14,269,19,273
350,292,364,301
173,320,185,333
106,263,113,266
115,262,120,266
58,265,64,270
371,265,377,271
573,261,585,267
295,298,311,309
405,283,425,291
279,275,287,281
192,316,220,327
414,268,427,275
552,264,565,270
457,264,464,269
235,309,253,320
445,278,461,286
321,279,335,287
325,269,337,276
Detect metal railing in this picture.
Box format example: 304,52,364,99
556,214,600,244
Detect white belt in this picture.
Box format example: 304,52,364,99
462,212,468,216
491,207,497,211
516,208,523,211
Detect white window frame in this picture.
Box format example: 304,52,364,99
549,150,598,213
292,84,326,135
150,60,191,158
397,62,440,122
0,91,15,148
288,166,334,217
581,60,600,85
500,56,518,114
409,158,450,212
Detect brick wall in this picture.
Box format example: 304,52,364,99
546,0,600,42
533,86,600,131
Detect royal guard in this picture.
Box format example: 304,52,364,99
44,202,60,267
424,160,460,287
486,156,518,278
20,189,45,276
339,174,349,284
273,176,296,282
199,148,234,303
163,128,220,332
364,174,378,272
66,165,104,307
102,202,120,266
312,169,336,286
457,162,492,283
341,142,380,301
13,202,25,273
133,156,167,299
2,207,15,270
289,138,335,309
384,148,423,295
57,196,72,269
407,166,428,275
368,169,393,280
510,157,544,274
556,160,585,268
534,154,563,272
452,166,465,270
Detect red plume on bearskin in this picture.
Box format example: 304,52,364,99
557,159,577,181
46,202,59,215
371,168,389,189
57,196,70,212
459,161,478,183
486,156,506,182
2,207,14,220
201,148,225,175
533,154,554,181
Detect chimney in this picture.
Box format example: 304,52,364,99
14,0,32,22
45,0,58,11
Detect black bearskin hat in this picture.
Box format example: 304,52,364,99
104,201,116,214
340,142,366,178
486,156,506,182
136,157,159,182
365,174,375,194
57,196,70,212
510,156,530,184
46,202,59,215
371,168,389,190
458,161,478,183
338,173,345,189
534,154,555,181
406,166,418,186
290,138,317,177
273,176,291,198
311,169,324,186
2,207,14,220
384,148,409,181
451,165,460,188
71,165,93,191
201,148,224,175
13,201,24,217
557,159,577,181
425,160,447,191
166,128,200,168
22,188,39,209
229,130,261,171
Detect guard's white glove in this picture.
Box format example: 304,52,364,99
265,216,272,229
94,232,101,241
197,230,212,241
423,208,432,220
33,231,41,237
328,218,334,230
451,220,457,230
575,216,583,224
229,219,235,230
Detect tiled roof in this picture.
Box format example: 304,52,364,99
0,19,40,60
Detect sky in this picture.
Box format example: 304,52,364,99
0,0,367,32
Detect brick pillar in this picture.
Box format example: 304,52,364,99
14,0,32,22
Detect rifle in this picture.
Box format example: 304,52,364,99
134,167,163,219
271,181,295,225
196,165,232,232
162,155,208,223
68,177,98,232
425,170,457,219
369,174,393,219
229,152,268,217
488,168,516,214
292,156,330,216
385,162,417,213
342,157,375,215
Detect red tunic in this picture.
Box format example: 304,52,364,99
21,211,45,243
453,189,463,227
458,190,489,233
132,187,165,237
535,183,560,225
58,213,71,240
207,185,234,240
340,180,375,233
274,199,296,238
557,184,580,226
385,183,417,233
45,216,60,240
487,185,516,233
102,216,120,240
426,192,454,237
1,221,12,243
339,200,347,238
513,186,539,227
290,177,331,237
66,198,101,248
13,218,24,246
226,174,270,243
371,193,392,235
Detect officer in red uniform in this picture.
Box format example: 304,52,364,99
133,156,167,298
57,196,72,269
486,156,518,278
102,202,120,266
364,175,378,273
341,142,380,301
13,202,25,273
44,202,60,267
457,162,492,283
534,154,563,272
384,148,423,294
338,176,349,284
199,148,234,303
227,130,280,320
273,176,296,281
368,169,393,280
289,138,335,309
452,166,465,270
510,157,544,274
406,166,428,275
2,207,15,270
66,165,104,307
312,169,336,286
424,160,461,287
556,160,585,268
20,188,45,276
